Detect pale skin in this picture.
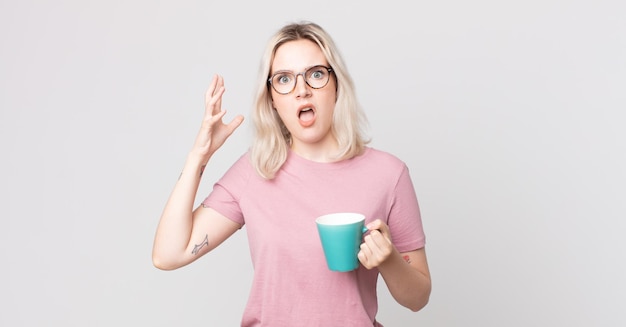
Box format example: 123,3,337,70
152,39,431,312
152,74,244,270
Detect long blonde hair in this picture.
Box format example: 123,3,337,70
251,21,370,179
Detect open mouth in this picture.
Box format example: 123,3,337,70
298,107,315,122
297,106,316,127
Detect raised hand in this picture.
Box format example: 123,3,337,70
190,74,244,162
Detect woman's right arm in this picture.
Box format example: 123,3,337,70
152,75,244,270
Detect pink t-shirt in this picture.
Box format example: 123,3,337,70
203,147,425,327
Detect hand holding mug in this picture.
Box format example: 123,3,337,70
358,219,394,270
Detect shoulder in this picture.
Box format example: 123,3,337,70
223,150,253,172
234,150,253,167
348,147,410,185
360,147,407,170
218,150,255,184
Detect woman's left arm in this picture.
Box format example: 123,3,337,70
358,219,431,312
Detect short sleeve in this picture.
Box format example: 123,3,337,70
387,165,425,253
201,153,252,225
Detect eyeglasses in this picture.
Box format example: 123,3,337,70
268,65,333,95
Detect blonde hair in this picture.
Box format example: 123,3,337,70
251,21,370,179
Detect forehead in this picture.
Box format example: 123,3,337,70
271,39,328,72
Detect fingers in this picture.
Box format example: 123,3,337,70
193,74,245,157
226,114,245,133
200,75,227,131
364,230,392,256
205,74,225,117
204,74,245,132
366,219,390,237
357,245,370,267
359,220,393,269
359,234,392,269
212,113,245,140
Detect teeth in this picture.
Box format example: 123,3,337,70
298,108,313,119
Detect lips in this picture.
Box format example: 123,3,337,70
298,105,316,127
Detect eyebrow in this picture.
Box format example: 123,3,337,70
271,64,328,75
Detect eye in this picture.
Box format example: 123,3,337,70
275,73,293,85
308,67,327,80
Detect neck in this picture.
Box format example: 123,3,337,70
290,138,339,163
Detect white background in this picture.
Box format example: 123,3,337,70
1,0,625,326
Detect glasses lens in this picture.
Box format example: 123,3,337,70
271,72,295,94
305,66,330,89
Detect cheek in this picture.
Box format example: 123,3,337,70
273,106,291,124
320,93,337,114
272,97,288,112
274,103,287,120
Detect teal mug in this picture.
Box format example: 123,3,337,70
316,212,369,272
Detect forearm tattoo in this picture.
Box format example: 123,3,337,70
178,164,207,180
403,255,412,264
191,234,209,255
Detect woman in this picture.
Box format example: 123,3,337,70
152,21,431,326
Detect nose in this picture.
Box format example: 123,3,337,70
293,73,312,97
